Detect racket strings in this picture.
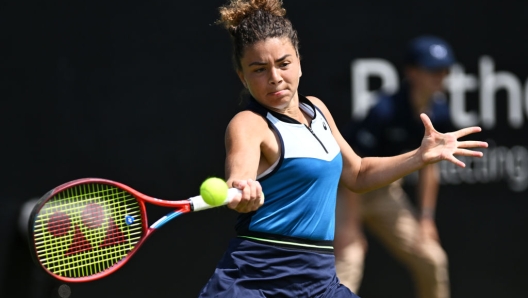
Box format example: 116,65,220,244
33,183,144,278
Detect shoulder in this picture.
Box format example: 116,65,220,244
304,95,343,136
305,95,331,116
430,95,453,131
431,96,451,120
369,92,396,119
228,110,268,131
226,110,269,140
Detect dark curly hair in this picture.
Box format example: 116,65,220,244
217,0,300,70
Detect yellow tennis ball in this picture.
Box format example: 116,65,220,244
200,177,229,206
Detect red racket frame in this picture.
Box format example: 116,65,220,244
29,178,223,282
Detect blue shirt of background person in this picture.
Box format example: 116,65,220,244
343,35,457,159
343,82,454,159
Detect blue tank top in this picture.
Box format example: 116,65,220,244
235,96,342,249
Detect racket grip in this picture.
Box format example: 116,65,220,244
189,188,242,212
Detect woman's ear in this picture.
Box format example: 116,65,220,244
237,70,247,88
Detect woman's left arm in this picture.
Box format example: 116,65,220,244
307,96,488,193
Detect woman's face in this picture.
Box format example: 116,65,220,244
237,37,302,111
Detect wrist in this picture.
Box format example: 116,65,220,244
420,208,435,220
412,148,427,171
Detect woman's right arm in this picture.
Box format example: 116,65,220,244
224,111,266,213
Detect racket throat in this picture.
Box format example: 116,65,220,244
150,211,184,229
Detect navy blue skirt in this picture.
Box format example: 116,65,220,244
198,237,359,298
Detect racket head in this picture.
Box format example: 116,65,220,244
28,178,151,282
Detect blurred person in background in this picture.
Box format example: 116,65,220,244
335,35,456,298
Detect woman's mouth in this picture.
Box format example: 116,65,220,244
269,89,287,96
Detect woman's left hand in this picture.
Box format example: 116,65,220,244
419,113,488,168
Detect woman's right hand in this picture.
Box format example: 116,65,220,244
227,179,264,213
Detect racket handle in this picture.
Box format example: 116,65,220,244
189,188,242,212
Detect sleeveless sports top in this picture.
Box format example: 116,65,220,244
235,96,342,251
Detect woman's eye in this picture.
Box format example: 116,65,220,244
254,68,265,73
281,62,290,68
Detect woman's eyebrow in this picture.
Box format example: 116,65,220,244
248,54,291,67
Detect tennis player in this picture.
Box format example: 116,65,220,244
199,1,487,297
335,36,456,298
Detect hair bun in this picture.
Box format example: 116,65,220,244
218,0,286,31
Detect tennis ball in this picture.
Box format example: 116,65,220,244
200,177,229,206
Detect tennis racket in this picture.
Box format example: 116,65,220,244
28,177,240,283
